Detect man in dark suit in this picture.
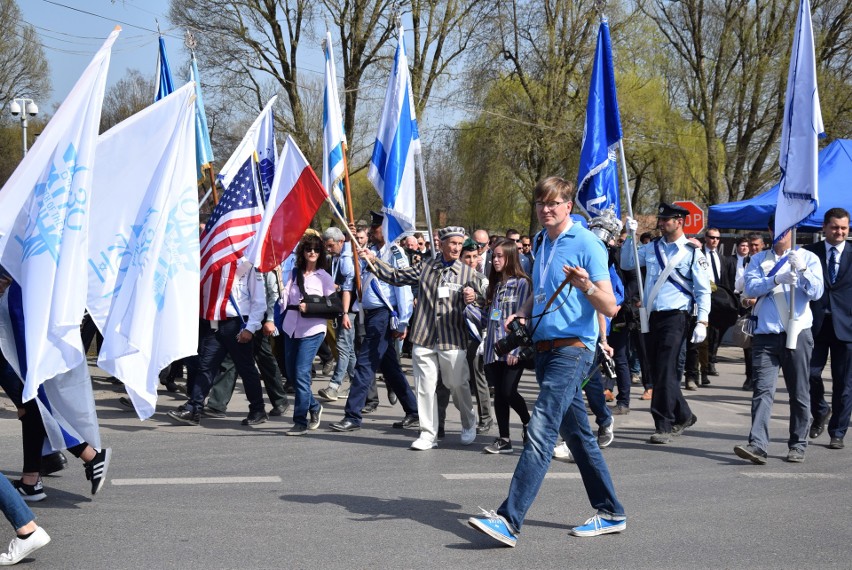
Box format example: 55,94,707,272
702,228,736,377
805,208,852,450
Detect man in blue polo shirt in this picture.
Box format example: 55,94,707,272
467,176,626,547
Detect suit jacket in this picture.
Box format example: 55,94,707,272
804,240,852,341
702,246,735,291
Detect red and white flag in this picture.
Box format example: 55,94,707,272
246,135,328,272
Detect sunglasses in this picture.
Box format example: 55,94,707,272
304,246,322,253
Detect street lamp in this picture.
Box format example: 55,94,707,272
9,98,38,157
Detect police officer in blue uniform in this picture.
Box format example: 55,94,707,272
621,202,712,444
329,212,419,432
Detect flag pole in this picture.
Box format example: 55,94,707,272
618,140,648,332
416,153,435,259
340,144,364,298
787,228,799,349
325,195,377,272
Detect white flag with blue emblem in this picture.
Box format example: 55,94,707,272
323,31,347,215
775,0,824,240
217,96,278,201
367,23,420,244
87,83,199,419
0,28,119,402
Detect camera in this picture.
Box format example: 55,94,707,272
599,343,617,380
495,319,534,360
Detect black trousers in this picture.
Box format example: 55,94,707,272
646,310,694,432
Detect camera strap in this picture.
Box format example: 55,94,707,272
527,275,574,338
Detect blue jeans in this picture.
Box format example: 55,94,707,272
329,313,357,388
584,347,613,428
497,346,625,533
283,332,324,427
749,330,813,452
0,476,34,530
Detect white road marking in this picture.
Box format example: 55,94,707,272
442,473,581,480
740,472,841,479
112,476,282,486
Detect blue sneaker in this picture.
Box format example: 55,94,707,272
569,513,626,537
467,508,517,547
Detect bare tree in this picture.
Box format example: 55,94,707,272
99,69,156,133
0,0,50,109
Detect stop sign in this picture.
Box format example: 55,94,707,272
674,200,705,235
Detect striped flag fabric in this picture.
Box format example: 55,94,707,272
200,156,263,319
217,97,278,200
323,31,347,215
245,135,328,272
367,23,420,244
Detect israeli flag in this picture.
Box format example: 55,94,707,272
367,23,420,244
0,28,118,402
577,19,623,219
323,31,347,215
775,0,824,241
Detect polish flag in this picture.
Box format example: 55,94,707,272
246,135,328,272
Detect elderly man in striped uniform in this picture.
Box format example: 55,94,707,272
359,226,483,450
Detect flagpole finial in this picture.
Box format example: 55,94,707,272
184,30,197,53
156,19,162,36
595,0,608,22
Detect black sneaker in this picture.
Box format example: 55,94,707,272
84,448,111,495
392,414,419,429
40,451,67,476
672,414,698,436
476,419,493,434
484,438,513,454
202,407,226,419
437,426,446,439
734,444,768,465
14,479,46,502
361,402,378,414
308,405,323,430
269,401,290,416
167,406,200,426
241,411,268,426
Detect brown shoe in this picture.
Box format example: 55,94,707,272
640,389,653,401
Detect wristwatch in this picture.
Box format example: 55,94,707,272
583,283,598,296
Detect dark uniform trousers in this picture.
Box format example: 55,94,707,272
646,310,694,432
809,314,852,439
343,307,417,424
206,333,289,412
186,318,265,414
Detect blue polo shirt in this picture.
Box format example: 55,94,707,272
531,223,611,349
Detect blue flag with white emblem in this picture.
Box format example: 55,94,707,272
576,19,623,219
367,23,420,244
775,0,824,241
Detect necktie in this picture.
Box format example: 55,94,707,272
711,252,719,282
829,246,837,284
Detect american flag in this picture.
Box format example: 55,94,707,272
200,156,263,320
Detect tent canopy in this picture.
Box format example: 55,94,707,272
708,139,852,231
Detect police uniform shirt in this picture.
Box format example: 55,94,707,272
360,242,413,330
621,235,712,322
226,264,267,334
744,247,823,335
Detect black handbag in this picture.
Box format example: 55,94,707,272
295,270,343,318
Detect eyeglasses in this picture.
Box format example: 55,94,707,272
475,241,487,248
535,200,567,210
706,235,721,240
304,246,322,253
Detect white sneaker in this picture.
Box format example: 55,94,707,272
553,442,575,463
460,425,477,446
0,526,50,566
410,437,437,451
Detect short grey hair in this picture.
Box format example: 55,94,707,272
323,227,345,242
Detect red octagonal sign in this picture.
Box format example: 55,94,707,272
674,200,705,235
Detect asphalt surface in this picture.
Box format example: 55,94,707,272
2,345,851,569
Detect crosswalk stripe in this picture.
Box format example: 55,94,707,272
740,473,841,479
442,473,581,480
111,476,283,486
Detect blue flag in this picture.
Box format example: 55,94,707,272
775,0,824,241
155,35,174,101
189,54,215,180
367,23,420,244
576,20,623,219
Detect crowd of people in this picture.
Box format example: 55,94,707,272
3,175,851,558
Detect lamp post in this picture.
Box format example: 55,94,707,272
9,98,38,157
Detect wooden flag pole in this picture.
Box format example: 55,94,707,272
325,195,377,272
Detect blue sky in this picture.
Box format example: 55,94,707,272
21,0,186,109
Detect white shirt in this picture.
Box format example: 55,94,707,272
734,254,748,293
825,240,846,279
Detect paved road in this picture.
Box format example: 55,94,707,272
2,346,851,569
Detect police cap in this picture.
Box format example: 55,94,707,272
369,210,384,227
656,202,690,219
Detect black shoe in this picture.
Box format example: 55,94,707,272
119,396,133,409
283,382,295,394
202,407,226,418
241,411,268,426
476,419,493,434
161,379,181,393
392,414,419,429
387,388,398,406
672,414,698,436
734,444,768,465
437,426,445,439
14,479,46,502
308,405,323,430
167,407,200,426
742,378,754,391
40,451,67,476
269,401,290,416
330,418,361,432
829,437,845,449
809,410,831,439
786,447,805,463
84,448,111,495
361,402,378,415
700,376,711,386
707,363,719,376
